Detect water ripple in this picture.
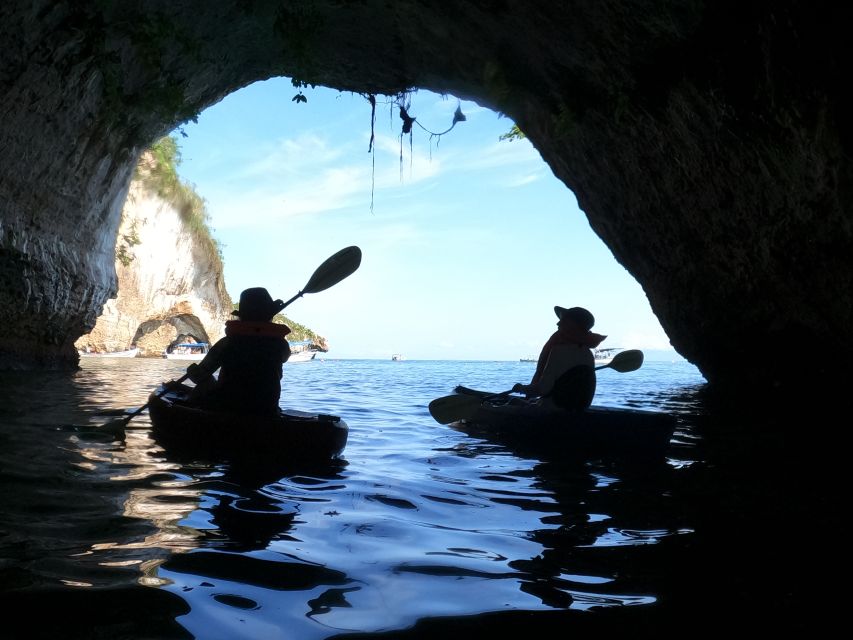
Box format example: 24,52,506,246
1,358,711,637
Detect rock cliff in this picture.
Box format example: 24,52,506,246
74,153,232,356
73,148,329,357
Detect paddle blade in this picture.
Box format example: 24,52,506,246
99,416,130,437
602,349,644,372
428,394,482,424
93,408,132,417
453,385,492,399
302,246,362,295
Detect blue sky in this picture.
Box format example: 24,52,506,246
170,77,680,361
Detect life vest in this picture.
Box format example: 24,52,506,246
224,320,291,339
532,326,606,385
214,320,292,415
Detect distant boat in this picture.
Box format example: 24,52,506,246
289,340,321,363
164,342,209,361
289,350,316,363
594,347,622,366
79,346,139,358
391,354,403,361
520,349,622,365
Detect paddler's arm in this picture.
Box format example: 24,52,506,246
515,334,557,395
279,323,292,363
512,381,543,398
186,338,227,384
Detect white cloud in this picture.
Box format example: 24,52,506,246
369,133,444,186
505,173,542,187
207,165,370,227
203,117,545,230
203,129,457,229
222,133,349,182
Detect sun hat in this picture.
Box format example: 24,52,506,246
554,306,595,331
233,287,286,321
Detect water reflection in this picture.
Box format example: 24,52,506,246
1,358,727,638
427,446,693,613
0,369,167,590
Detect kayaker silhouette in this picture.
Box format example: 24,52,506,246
512,306,607,410
184,287,292,416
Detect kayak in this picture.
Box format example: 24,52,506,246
147,385,348,463
449,386,677,460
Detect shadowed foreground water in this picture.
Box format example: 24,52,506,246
0,358,842,638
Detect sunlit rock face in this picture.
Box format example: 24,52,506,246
73,180,231,357
0,1,850,403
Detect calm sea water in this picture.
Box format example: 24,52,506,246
0,358,832,637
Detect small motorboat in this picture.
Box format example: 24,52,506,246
163,342,209,361
593,347,622,366
147,385,348,463
79,346,139,358
289,350,316,362
288,340,322,363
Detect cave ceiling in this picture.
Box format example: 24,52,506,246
0,1,850,405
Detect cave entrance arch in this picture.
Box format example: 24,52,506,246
133,314,211,358
167,78,672,362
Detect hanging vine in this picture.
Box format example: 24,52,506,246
359,91,467,211
366,94,377,211
289,84,468,213
392,92,467,172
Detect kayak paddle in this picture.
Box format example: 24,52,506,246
100,246,363,435
599,348,644,373
279,245,362,308
98,371,192,436
428,393,488,424
428,348,644,424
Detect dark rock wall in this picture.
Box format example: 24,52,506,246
0,1,850,401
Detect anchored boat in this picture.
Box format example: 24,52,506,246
79,346,139,358
288,340,321,363
593,347,622,366
164,342,209,361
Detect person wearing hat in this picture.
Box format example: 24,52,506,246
512,306,607,407
184,287,292,416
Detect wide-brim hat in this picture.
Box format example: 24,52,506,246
233,287,286,321
554,305,595,331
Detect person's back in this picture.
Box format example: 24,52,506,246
188,287,291,416
213,329,289,415
535,344,596,409
513,305,605,409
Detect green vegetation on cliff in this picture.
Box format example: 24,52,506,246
275,313,325,348
135,136,327,347
139,137,225,255
132,136,232,305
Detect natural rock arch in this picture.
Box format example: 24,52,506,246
132,315,212,358
1,1,850,405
